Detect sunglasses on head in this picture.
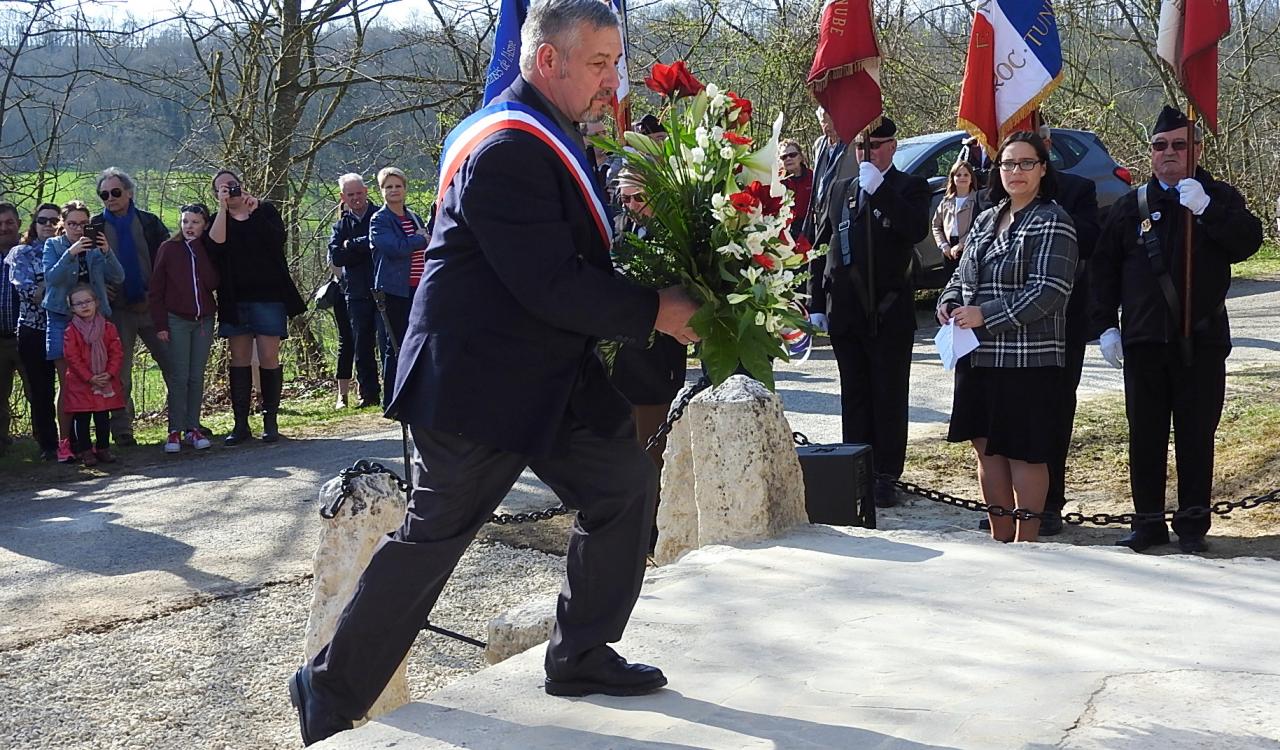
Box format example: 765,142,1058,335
35,216,59,225
1150,139,1189,152
99,187,125,201
181,203,210,216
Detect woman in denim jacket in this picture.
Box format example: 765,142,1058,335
369,166,428,407
937,132,1078,544
43,199,125,461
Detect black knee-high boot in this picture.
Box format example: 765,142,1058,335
225,366,254,446
259,366,283,443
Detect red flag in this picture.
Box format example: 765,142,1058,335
806,0,882,143
1157,0,1231,134
956,7,997,155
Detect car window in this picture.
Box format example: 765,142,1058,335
1051,132,1088,170
892,141,936,172
920,142,965,180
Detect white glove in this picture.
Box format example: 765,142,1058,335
858,161,884,196
1099,327,1123,369
809,312,829,333
1176,178,1210,215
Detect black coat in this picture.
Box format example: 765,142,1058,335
386,77,658,457
1053,171,1100,344
1090,169,1262,347
328,202,379,300
809,166,932,336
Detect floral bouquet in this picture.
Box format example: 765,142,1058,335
593,61,824,391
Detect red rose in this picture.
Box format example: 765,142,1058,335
752,253,776,270
744,180,783,217
726,91,752,125
644,61,705,99
729,191,760,213
723,131,753,146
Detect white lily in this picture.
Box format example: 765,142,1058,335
739,112,786,198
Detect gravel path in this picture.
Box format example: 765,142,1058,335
0,542,565,749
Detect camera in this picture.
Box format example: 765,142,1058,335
227,185,242,198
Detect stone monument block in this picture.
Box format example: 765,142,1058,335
305,472,410,721
485,597,557,664
655,375,808,565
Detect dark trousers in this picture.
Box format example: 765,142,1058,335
346,295,380,402
72,410,110,452
1046,334,1087,514
0,334,21,444
830,326,913,479
374,293,412,409
18,325,58,451
1123,342,1227,539
332,293,354,380
310,414,657,720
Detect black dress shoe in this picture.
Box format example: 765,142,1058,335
1039,514,1064,536
224,428,253,447
289,666,353,747
545,653,668,697
1178,536,1209,554
874,480,899,509
113,433,137,447
1114,529,1170,552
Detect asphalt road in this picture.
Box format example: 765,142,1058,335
1,279,1276,651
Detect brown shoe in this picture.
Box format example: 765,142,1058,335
95,448,117,464
79,450,98,467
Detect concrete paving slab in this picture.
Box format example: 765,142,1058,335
318,525,1280,749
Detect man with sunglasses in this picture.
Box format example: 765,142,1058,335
95,167,172,447
1091,105,1263,554
809,116,931,508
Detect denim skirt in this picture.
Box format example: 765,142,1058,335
218,301,289,339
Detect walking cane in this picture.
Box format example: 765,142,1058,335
373,289,413,505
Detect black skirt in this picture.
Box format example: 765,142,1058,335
947,357,1064,464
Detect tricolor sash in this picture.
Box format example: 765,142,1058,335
437,101,613,248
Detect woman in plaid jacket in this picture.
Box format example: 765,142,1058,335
937,132,1078,543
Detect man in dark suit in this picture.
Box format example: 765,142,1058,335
327,174,382,408
804,107,857,331
287,0,700,744
808,117,931,507
1039,124,1100,536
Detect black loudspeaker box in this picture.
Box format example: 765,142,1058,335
796,443,875,528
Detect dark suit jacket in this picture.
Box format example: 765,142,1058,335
1052,171,1100,342
387,77,659,457
809,166,931,336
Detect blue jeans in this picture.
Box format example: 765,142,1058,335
346,295,381,403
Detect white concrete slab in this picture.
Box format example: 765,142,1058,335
317,526,1280,749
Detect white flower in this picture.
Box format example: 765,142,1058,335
705,82,721,98
695,127,711,150
740,112,787,198
755,311,766,327
717,241,746,258
720,146,735,160
688,146,706,165
711,125,725,142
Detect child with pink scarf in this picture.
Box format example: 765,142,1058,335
62,284,125,465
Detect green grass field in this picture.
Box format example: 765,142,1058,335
1235,241,1280,280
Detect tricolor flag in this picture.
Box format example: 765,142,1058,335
484,0,631,112
1156,0,1230,134
611,0,632,132
957,0,1063,155
806,0,882,144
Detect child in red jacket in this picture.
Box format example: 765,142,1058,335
63,284,125,466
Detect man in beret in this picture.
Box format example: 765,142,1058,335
809,116,931,507
1091,105,1263,554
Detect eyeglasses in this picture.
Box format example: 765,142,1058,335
1150,139,1189,152
35,216,59,225
998,159,1045,172
98,187,125,201
856,139,893,152
620,193,646,204
781,152,801,159
64,220,88,228
71,299,96,308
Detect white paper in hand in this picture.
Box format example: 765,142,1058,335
934,320,980,371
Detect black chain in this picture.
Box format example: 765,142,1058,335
644,376,713,454
320,460,412,519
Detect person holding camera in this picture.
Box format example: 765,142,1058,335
43,199,125,462
95,168,172,447
207,169,306,446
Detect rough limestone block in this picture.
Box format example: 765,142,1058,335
485,597,557,665
305,472,410,721
655,375,809,565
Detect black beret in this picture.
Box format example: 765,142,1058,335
633,114,666,135
1151,105,1189,136
868,116,896,139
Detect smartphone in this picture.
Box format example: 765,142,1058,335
84,219,105,246
227,185,243,198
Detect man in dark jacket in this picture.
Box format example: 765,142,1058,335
288,1,700,744
1039,124,1101,535
327,174,381,407
808,116,932,507
1091,105,1263,554
96,167,172,445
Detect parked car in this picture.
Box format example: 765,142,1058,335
891,128,1132,289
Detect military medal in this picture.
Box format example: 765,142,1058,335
1140,218,1153,234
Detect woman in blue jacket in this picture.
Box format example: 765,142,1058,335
43,199,125,461
369,166,428,407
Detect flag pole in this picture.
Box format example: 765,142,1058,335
1183,103,1197,344
860,123,876,337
